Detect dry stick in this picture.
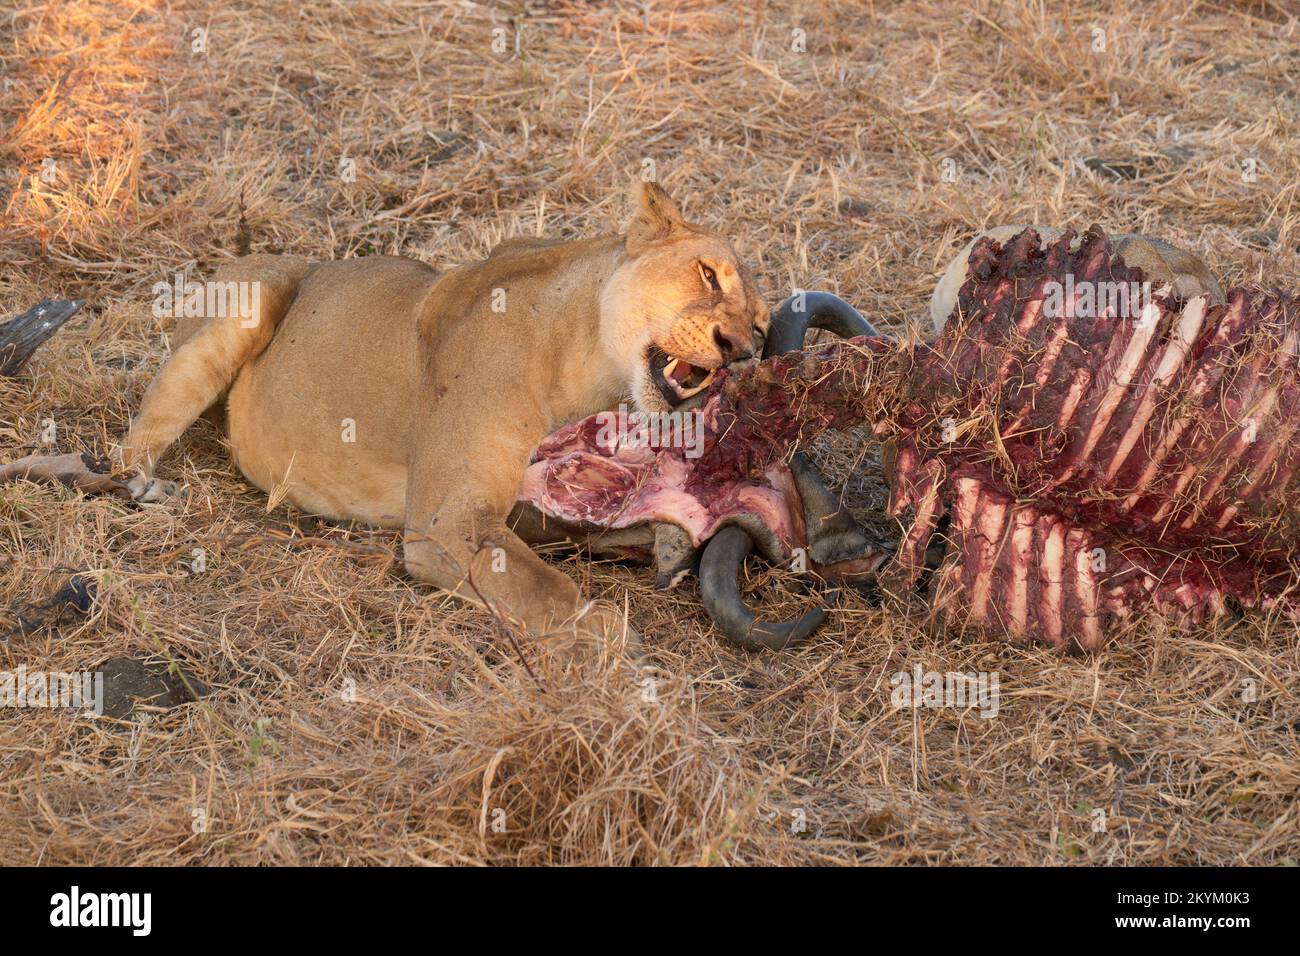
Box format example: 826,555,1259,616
0,300,84,376
404,528,543,688
465,555,543,688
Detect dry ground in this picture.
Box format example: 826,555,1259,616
2,0,1298,865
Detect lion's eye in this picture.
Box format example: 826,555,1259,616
698,262,721,292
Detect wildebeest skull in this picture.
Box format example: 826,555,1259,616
508,293,893,651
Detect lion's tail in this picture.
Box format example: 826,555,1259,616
118,254,312,478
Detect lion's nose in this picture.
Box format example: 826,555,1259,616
713,326,753,363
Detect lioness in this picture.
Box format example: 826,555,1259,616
118,180,768,656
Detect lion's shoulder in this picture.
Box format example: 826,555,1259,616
486,236,572,259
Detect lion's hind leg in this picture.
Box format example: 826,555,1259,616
118,254,311,500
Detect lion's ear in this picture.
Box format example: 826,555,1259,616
626,179,686,255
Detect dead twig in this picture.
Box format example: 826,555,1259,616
0,300,84,376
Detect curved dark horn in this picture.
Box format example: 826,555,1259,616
699,526,825,652
787,453,874,565
763,291,880,359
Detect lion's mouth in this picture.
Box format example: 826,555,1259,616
647,347,718,406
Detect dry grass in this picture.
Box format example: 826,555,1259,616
2,0,1299,865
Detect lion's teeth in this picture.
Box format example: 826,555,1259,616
677,369,716,398
663,358,679,379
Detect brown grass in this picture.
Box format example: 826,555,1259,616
2,0,1298,865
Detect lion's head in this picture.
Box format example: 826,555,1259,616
601,180,768,413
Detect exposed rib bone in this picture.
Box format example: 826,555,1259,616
1104,295,1208,483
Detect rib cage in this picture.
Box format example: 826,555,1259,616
886,226,1300,648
